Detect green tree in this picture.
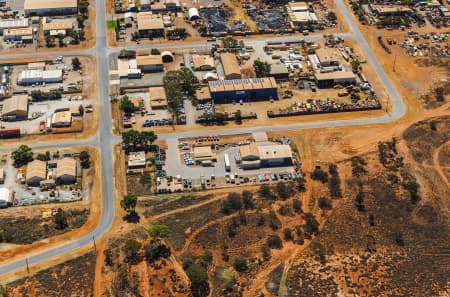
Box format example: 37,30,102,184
318,197,332,210
148,224,169,239
351,59,360,73
242,190,254,209
221,192,243,214
79,150,91,169
122,130,157,152
120,95,134,113
253,60,271,77
186,263,210,297
311,168,328,183
121,193,138,213
222,37,239,52
12,145,33,167
79,0,89,15
78,104,84,116
259,184,276,200
275,181,295,200
53,208,68,230
267,235,283,249
72,57,81,70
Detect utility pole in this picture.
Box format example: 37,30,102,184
392,54,397,72
25,258,30,274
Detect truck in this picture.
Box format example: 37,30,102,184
224,153,231,172
0,128,20,138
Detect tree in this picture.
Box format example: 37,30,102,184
144,242,171,263
293,198,303,213
104,249,114,266
355,191,365,211
121,193,138,213
284,228,294,241
222,37,239,52
318,197,332,210
0,284,6,297
267,235,283,249
234,109,242,124
351,59,360,73
78,104,84,116
259,184,276,200
79,150,91,169
72,57,81,71
311,168,328,183
120,95,134,113
123,239,142,264
435,86,445,102
12,145,33,167
233,257,248,272
221,192,243,214
242,190,254,209
275,181,295,200
186,263,210,297
303,213,319,236
36,153,49,161
79,0,89,15
148,225,169,239
53,208,68,230
253,60,271,78
122,130,157,152
150,48,161,55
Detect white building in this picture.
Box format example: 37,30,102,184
18,69,63,85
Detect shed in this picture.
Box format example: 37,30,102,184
161,51,174,63
188,7,200,21
26,160,47,186
55,157,77,184
136,55,164,73
193,146,215,160
1,95,29,120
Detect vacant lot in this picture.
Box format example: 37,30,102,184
6,252,95,297
0,208,89,245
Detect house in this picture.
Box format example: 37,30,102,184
136,55,164,72
149,87,168,109
192,55,215,71
26,160,47,186
24,0,78,16
52,110,72,127
220,53,241,80
55,157,77,184
1,95,29,121
314,71,356,88
128,151,146,169
208,77,278,104
137,13,165,38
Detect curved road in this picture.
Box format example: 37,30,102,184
0,0,405,276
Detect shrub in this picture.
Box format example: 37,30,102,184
318,197,332,210
221,192,243,214
311,168,328,183
233,257,248,273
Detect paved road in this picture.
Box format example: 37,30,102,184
0,0,406,277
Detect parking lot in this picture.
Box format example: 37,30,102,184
156,137,297,192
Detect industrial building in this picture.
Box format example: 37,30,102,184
314,71,357,88
136,55,164,72
24,0,78,16
0,95,29,121
26,160,47,186
137,13,165,38
127,151,147,169
54,157,77,184
118,58,142,79
193,146,216,163
239,143,293,169
0,19,29,35
192,55,215,71
370,5,412,16
18,69,63,85
315,48,341,67
149,87,168,109
220,53,242,80
3,27,34,42
287,2,318,26
208,77,278,104
42,20,74,35
52,110,72,127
